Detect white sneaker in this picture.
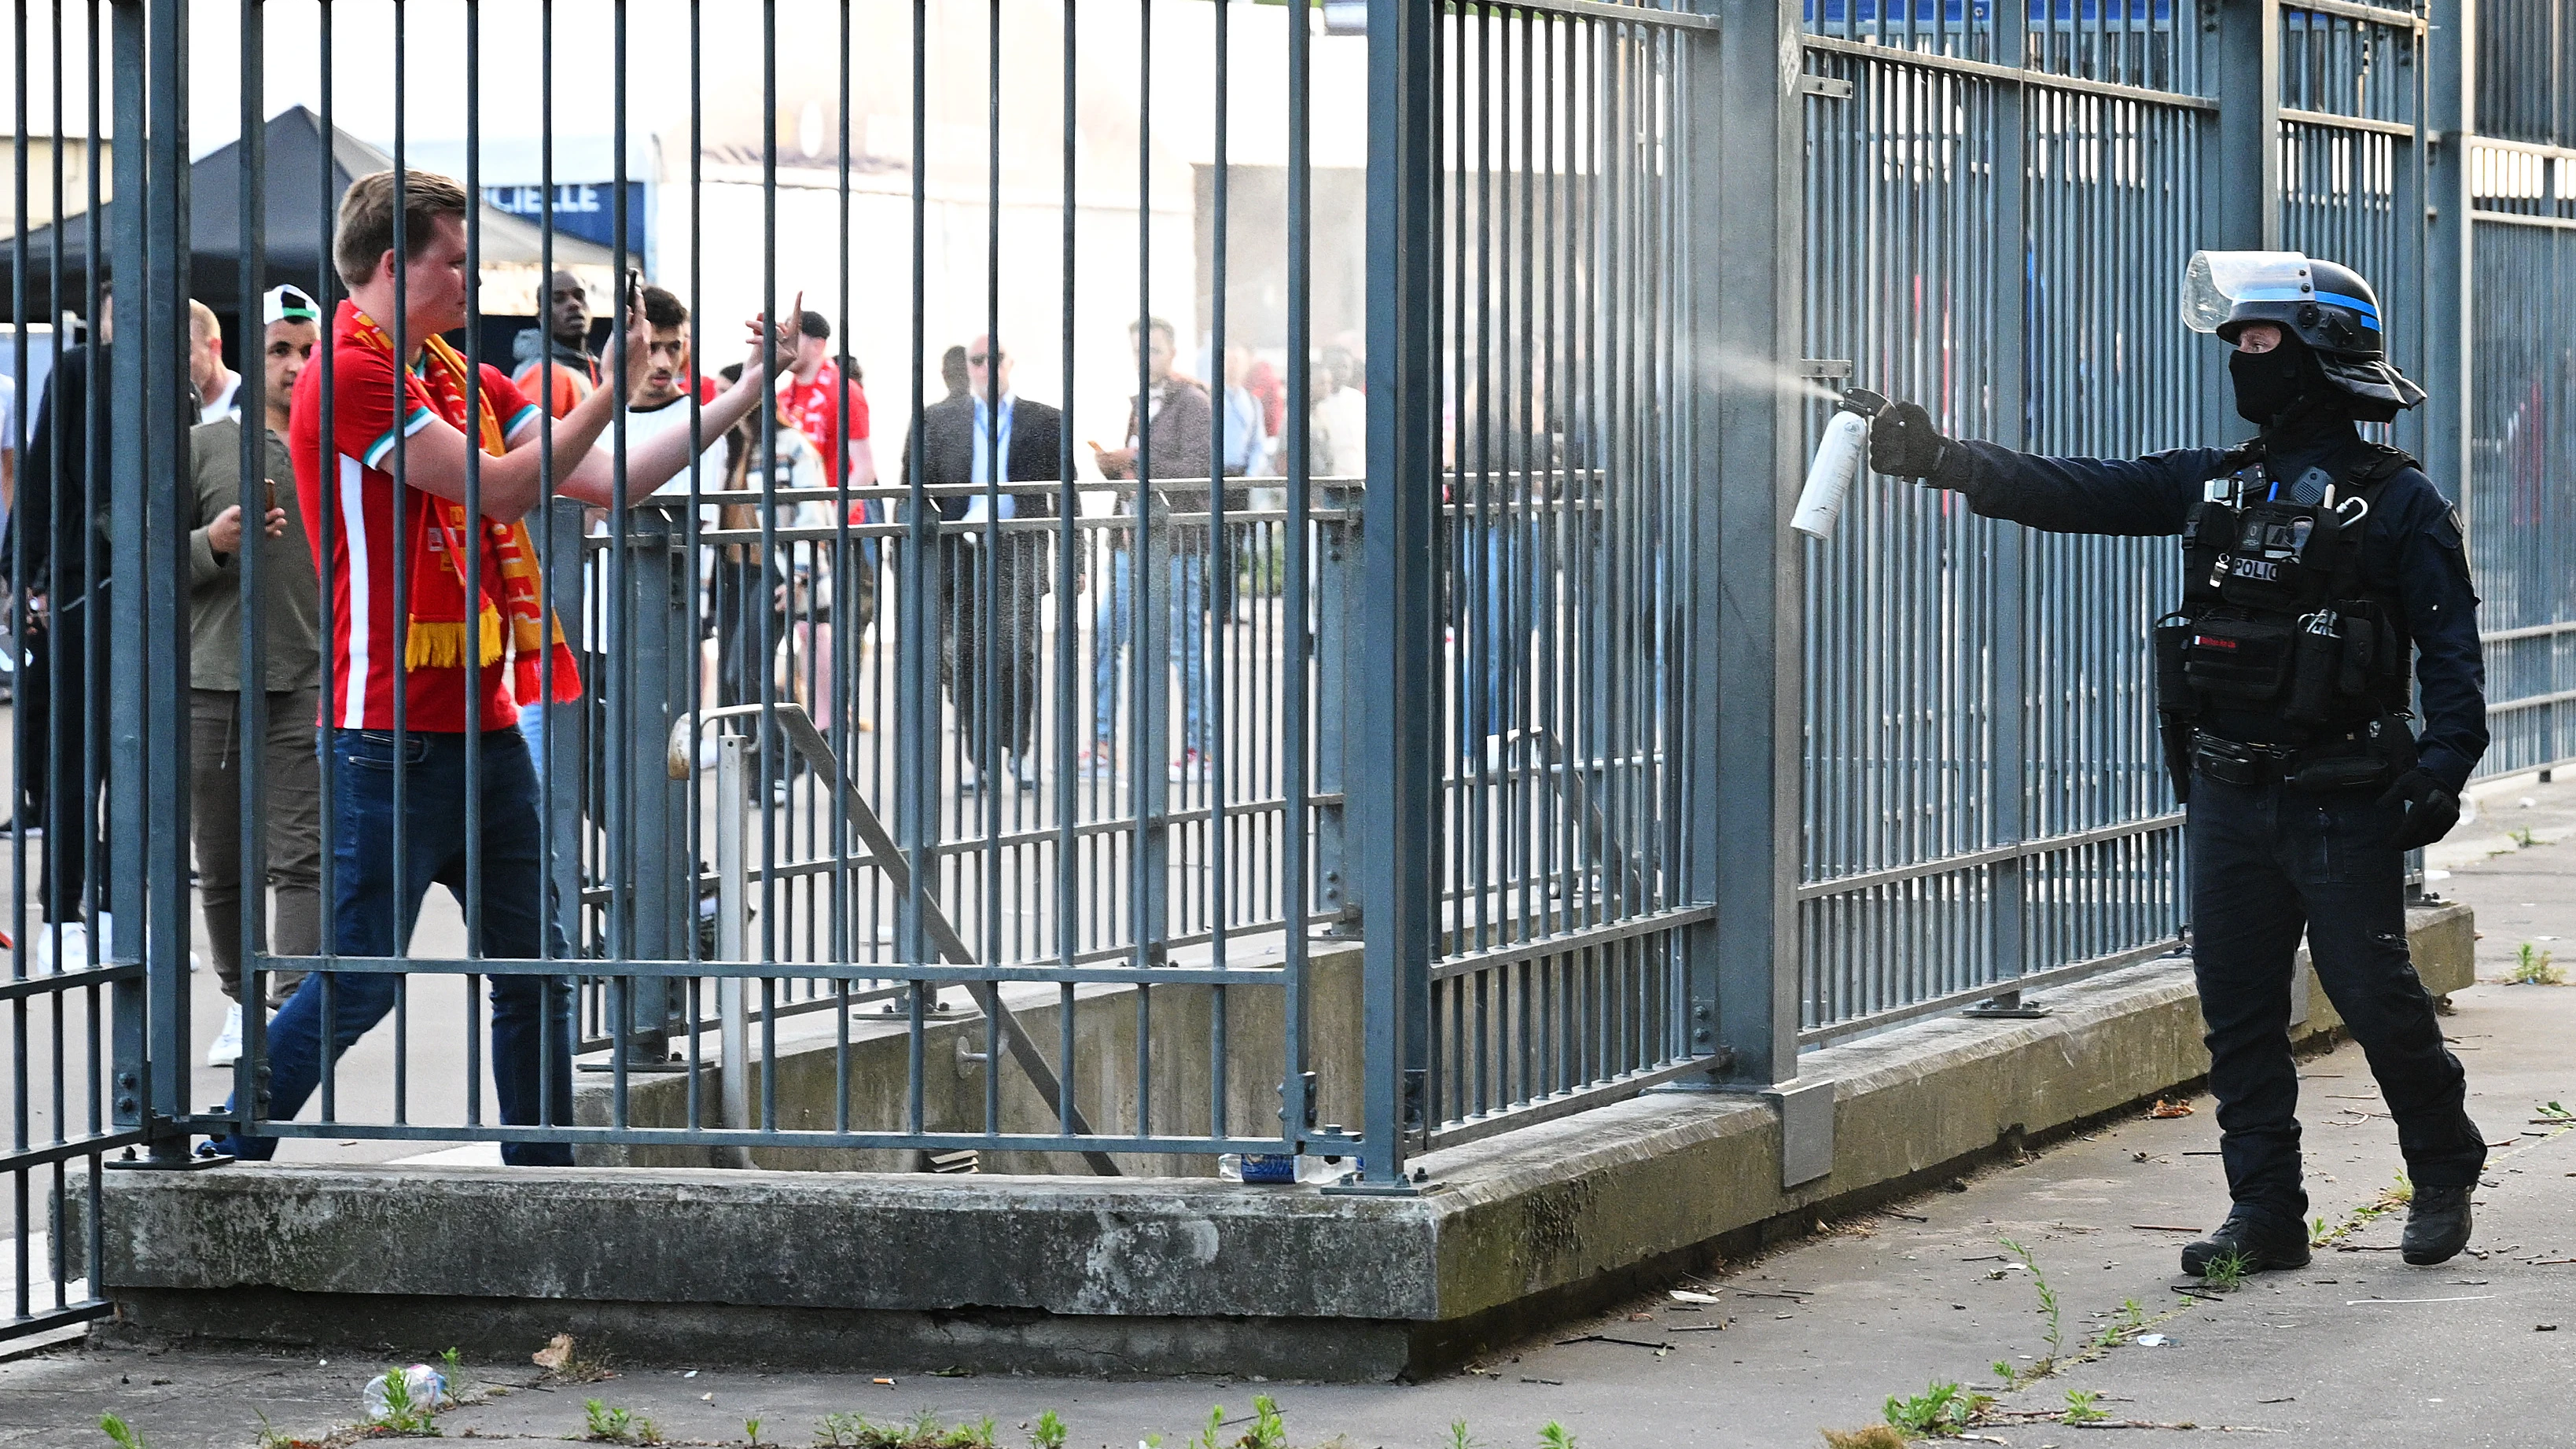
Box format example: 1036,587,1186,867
1076,745,1117,781
34,921,90,973
206,1002,245,1066
1169,749,1208,784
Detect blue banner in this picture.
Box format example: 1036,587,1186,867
483,182,649,263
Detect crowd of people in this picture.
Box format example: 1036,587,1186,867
1,165,1380,1158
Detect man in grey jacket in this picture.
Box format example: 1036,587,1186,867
183,286,322,1065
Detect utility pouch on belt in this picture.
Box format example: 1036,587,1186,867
2285,715,2415,792
2153,614,2196,715
2284,610,2344,726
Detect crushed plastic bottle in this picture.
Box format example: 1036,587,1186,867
361,1364,450,1419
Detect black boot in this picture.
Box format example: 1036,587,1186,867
2401,1184,2474,1266
2179,1206,2313,1275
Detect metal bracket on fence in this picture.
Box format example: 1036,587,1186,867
1960,991,2050,1020
1797,359,1855,378
1770,1078,1836,1190
1797,75,1856,100
671,704,1122,1176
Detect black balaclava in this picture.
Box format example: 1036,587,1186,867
2228,339,2339,432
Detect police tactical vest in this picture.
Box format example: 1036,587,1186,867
2154,442,2416,757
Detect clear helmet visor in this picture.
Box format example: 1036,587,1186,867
2181,250,2313,333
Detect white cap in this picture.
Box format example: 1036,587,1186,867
262,284,320,326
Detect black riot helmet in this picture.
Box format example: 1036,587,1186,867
2181,251,2427,421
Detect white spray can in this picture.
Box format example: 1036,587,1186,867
1790,388,1887,542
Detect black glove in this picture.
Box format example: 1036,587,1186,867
1868,400,1954,480
2376,769,2460,851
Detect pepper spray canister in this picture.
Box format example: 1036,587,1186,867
1791,388,1889,541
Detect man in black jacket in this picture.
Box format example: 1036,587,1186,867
6,292,167,951
906,336,1064,792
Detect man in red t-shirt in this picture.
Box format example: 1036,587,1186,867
777,311,874,491
208,169,789,1166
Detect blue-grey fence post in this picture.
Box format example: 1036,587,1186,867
1705,0,1806,1093
537,500,590,955
105,0,151,1144
2419,0,2476,899
138,0,196,1158
1981,0,2033,1014
1349,0,1441,1191
613,506,687,1062
2209,0,2281,440
2422,0,2475,504
1314,491,1360,937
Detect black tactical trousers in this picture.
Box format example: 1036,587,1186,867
2186,774,2486,1231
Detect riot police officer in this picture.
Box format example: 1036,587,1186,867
1868,253,2486,1273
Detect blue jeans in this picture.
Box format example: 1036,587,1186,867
215,726,577,1166
1091,544,1206,753
2186,773,2484,1227
1461,518,1544,752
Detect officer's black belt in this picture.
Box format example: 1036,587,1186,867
2188,730,2298,788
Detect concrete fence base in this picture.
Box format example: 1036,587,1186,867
88,903,2471,1380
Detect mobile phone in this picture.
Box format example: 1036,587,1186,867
263,478,278,513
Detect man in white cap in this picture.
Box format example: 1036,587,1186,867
184,283,322,1064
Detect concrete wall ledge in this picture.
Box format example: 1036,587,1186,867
94,903,2470,1381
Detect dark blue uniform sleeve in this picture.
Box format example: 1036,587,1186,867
2388,484,2488,794
1930,440,2232,538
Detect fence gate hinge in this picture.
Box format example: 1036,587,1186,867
1798,75,1855,100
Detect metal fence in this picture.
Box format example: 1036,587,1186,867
9,0,2576,1348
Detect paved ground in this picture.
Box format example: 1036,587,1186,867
5,774,2574,1447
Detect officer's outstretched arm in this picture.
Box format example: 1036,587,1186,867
1868,399,2221,538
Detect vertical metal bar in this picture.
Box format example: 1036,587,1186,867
136,0,193,1155
235,0,269,1054
2424,0,2477,503
1707,0,1804,1090
533,0,562,1115
1984,0,2033,1011
307,0,336,1132
1280,0,1315,1152
9,0,30,1321
716,736,752,1160
1350,0,1441,1190
459,0,487,1130
900,0,933,1127
1207,0,1232,1139
2217,0,2285,257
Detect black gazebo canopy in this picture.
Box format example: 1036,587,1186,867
2,105,614,325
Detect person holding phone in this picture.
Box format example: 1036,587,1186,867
182,285,323,1067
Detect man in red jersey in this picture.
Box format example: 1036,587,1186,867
778,310,874,491
206,169,786,1165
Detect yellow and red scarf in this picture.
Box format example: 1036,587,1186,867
346,306,582,707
